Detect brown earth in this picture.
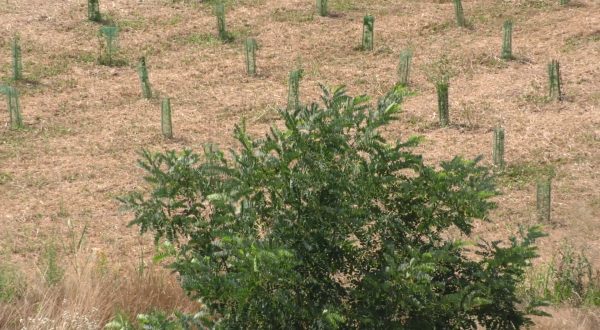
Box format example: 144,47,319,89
1,0,599,328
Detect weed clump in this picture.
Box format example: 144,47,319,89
0,262,26,303
521,243,600,307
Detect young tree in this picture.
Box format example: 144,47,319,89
121,85,547,329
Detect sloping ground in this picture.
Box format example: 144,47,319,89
0,0,598,327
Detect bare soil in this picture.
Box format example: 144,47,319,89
1,0,599,328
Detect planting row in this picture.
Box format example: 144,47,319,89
2,0,565,222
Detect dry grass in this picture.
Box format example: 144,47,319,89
532,307,600,330
1,0,599,328
0,251,195,329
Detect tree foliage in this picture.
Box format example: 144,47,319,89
121,85,546,329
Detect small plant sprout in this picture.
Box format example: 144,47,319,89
424,55,454,127
560,0,570,5
99,26,119,66
493,126,505,169
501,20,513,60
536,178,552,222
317,0,328,17
1,86,23,129
362,15,374,51
215,2,233,42
548,60,563,101
138,57,152,99
287,69,303,111
453,0,466,27
88,0,101,22
42,244,64,286
161,98,173,139
245,38,257,76
397,49,413,87
12,34,23,81
436,79,450,127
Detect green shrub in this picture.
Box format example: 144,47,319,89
122,84,547,329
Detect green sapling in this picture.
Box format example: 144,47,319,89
161,98,173,139
287,69,303,111
12,34,23,81
362,15,374,51
138,57,152,99
245,38,257,76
